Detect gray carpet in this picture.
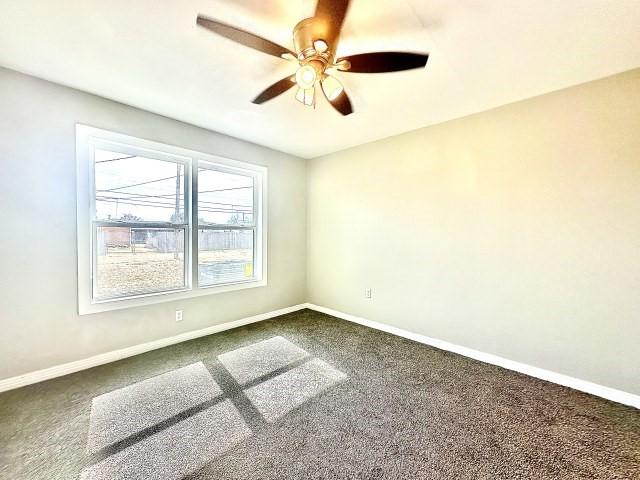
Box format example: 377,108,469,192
0,309,638,479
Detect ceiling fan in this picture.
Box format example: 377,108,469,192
196,0,428,116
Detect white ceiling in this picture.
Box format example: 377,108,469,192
0,1,639,158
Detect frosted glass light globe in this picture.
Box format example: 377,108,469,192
295,64,317,89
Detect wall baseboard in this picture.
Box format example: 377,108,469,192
0,304,306,393
3,302,638,410
304,303,640,410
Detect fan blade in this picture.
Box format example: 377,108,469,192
197,15,294,58
337,52,428,73
252,76,296,104
313,0,351,52
322,86,353,116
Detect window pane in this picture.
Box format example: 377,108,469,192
95,227,186,299
95,149,186,223
198,168,254,225
198,229,254,286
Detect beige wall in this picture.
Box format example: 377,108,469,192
0,67,307,380
307,69,640,395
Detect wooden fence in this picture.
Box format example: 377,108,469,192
99,228,252,254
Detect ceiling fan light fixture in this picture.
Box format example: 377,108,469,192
304,87,315,106
295,64,318,89
196,2,429,116
321,74,344,101
295,86,315,106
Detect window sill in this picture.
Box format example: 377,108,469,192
79,278,267,315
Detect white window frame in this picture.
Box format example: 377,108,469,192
76,125,267,315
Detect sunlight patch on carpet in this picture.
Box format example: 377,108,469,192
218,336,310,384
244,358,347,422
81,400,250,480
82,337,347,478
86,362,222,453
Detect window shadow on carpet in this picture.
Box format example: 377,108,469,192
80,336,347,480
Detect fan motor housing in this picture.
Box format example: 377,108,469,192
293,18,332,63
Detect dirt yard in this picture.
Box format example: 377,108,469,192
95,245,252,298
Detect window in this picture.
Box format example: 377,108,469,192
77,125,266,314
93,150,189,301
197,164,257,287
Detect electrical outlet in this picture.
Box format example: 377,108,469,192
175,310,183,322
365,288,372,299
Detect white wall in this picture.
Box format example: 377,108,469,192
307,69,640,396
0,67,306,380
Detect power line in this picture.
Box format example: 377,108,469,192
103,174,183,192
97,195,252,212
143,185,253,195
99,200,253,215
95,155,136,164
199,186,253,193
96,198,252,214
98,201,250,217
97,178,252,195
96,189,253,208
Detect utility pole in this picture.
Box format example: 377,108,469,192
174,165,181,259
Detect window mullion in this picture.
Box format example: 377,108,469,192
94,221,188,229
192,159,199,289
196,225,254,230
